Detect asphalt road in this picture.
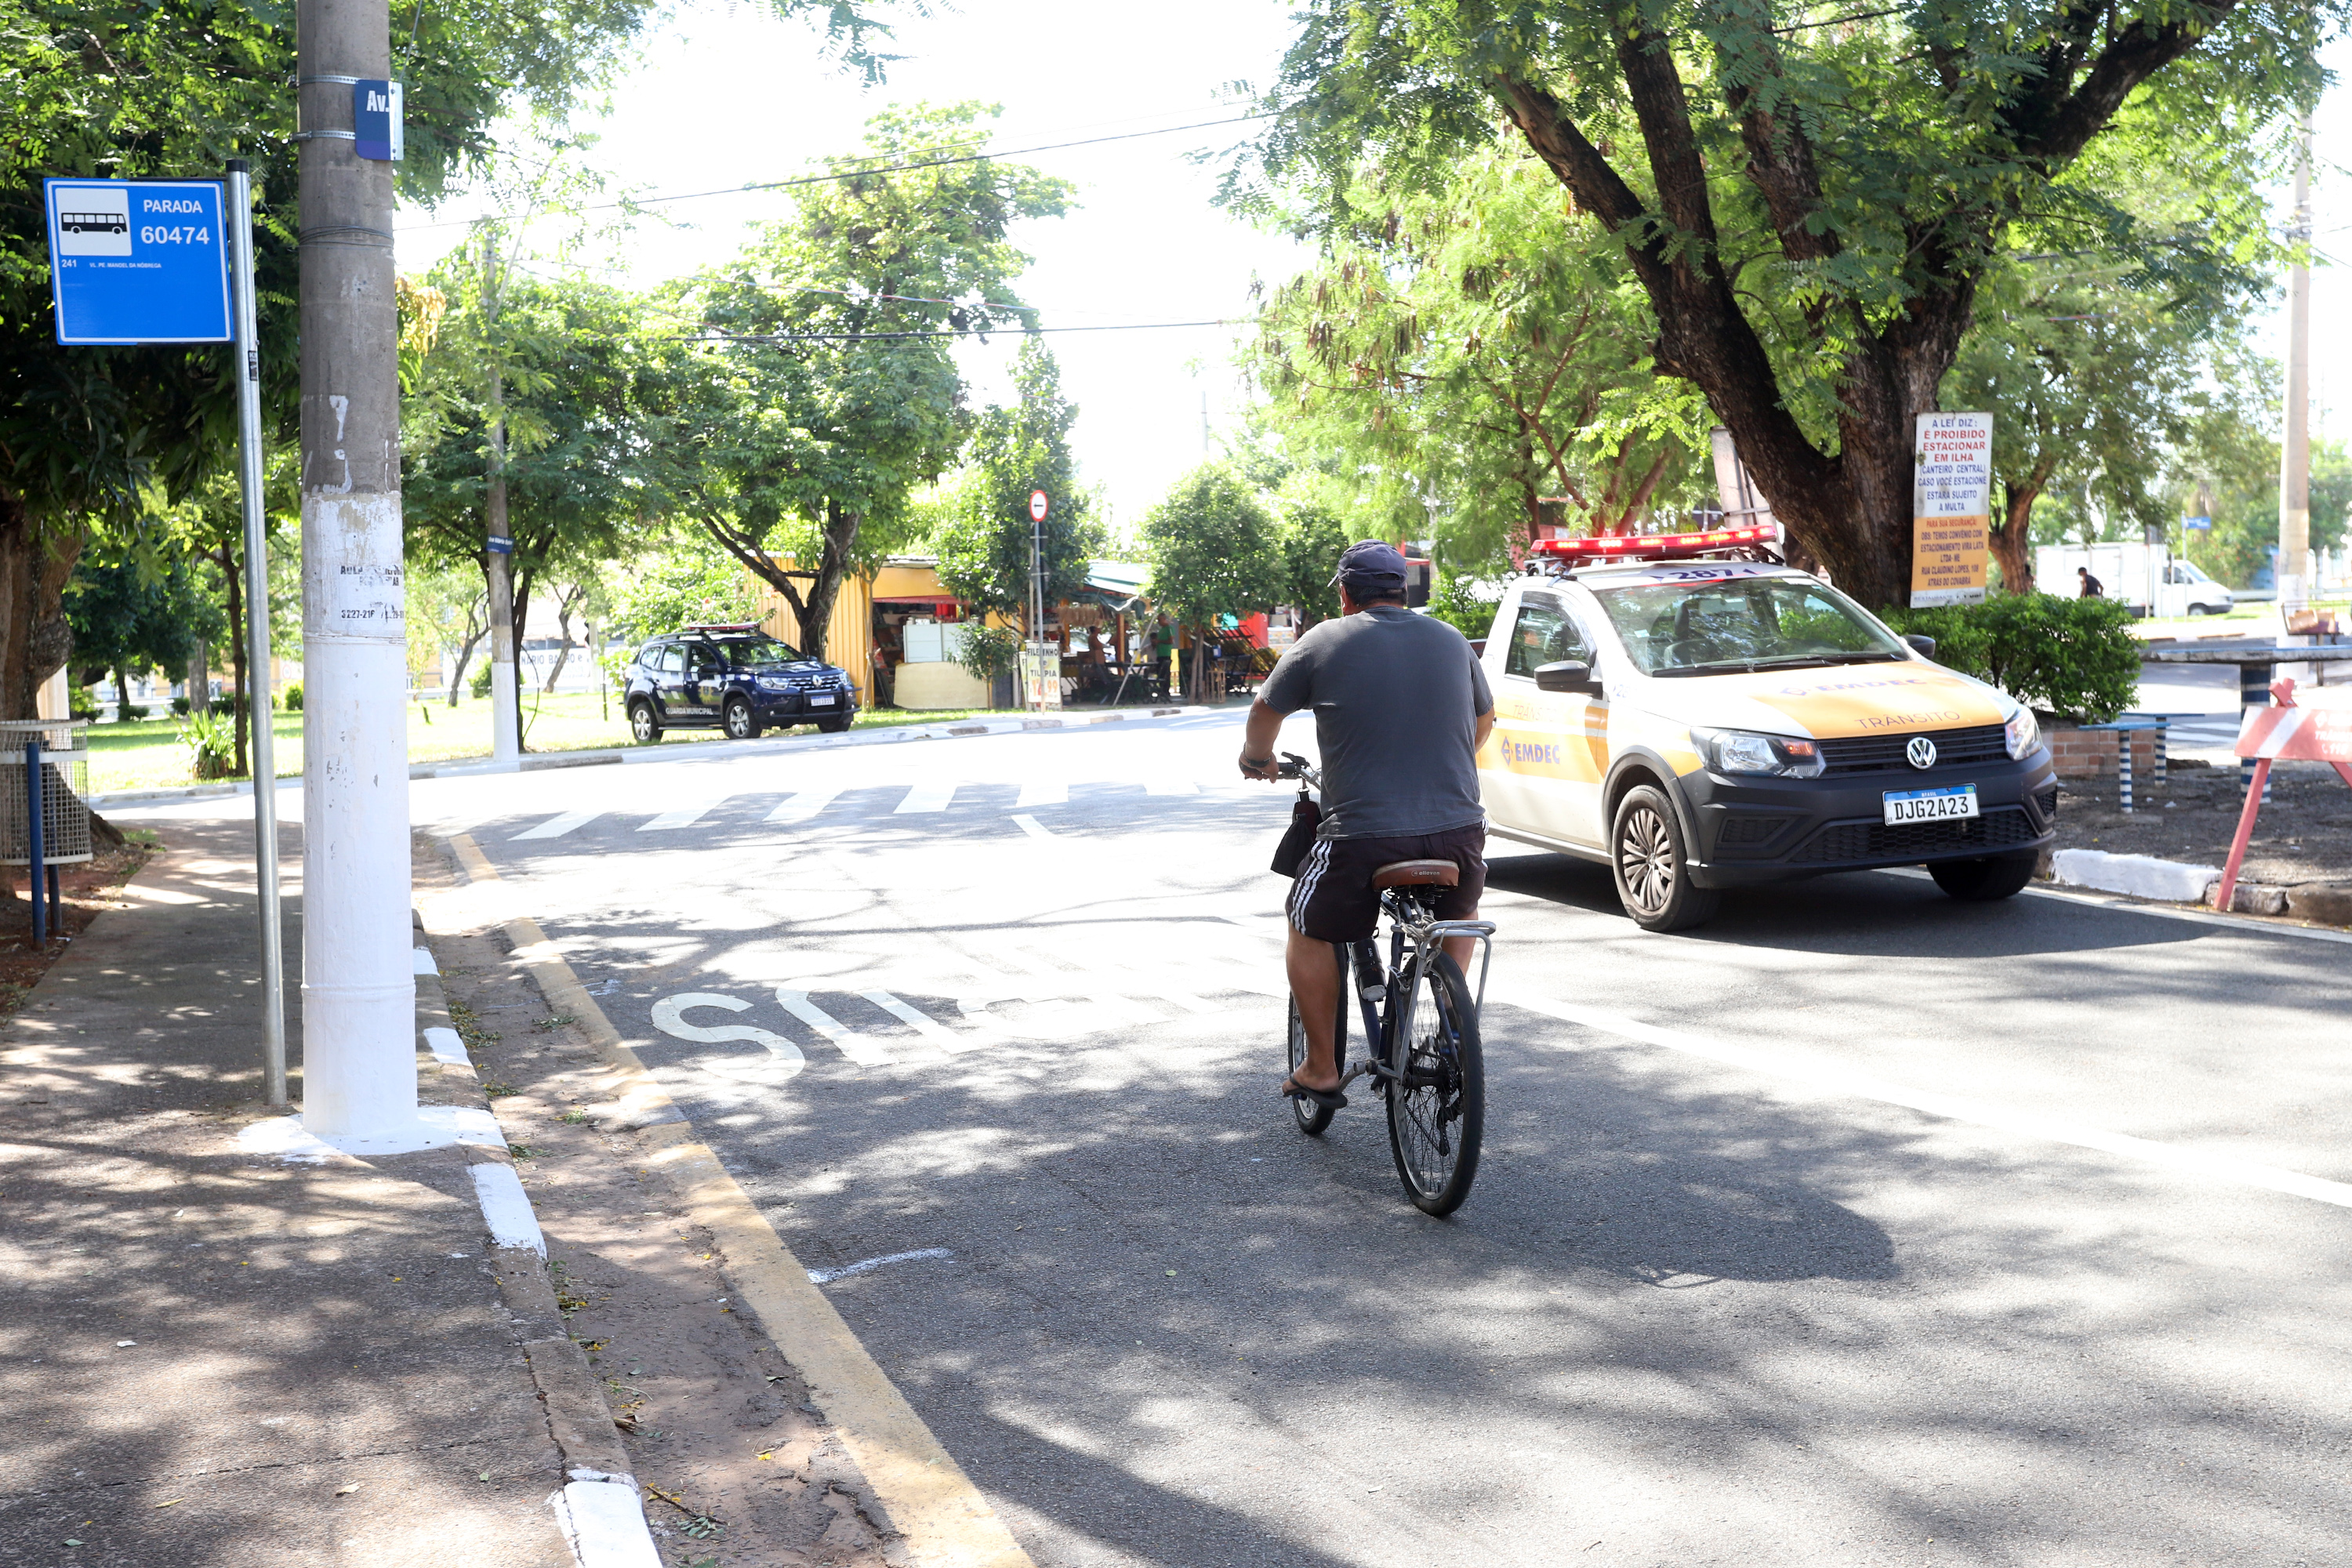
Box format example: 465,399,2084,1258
172,712,2352,1566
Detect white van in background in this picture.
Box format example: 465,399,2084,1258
2032,543,2234,616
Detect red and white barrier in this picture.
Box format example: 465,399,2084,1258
2214,681,2352,912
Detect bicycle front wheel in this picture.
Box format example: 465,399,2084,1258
1384,949,1483,1214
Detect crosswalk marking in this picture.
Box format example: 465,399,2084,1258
775,988,898,1066
1145,779,1199,796
862,990,989,1054
895,781,958,814
514,809,599,840
765,788,840,824
1016,780,1066,807
1011,814,1055,840
641,796,729,831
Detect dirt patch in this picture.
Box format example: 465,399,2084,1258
418,851,895,1568
2049,760,2352,891
0,832,155,1017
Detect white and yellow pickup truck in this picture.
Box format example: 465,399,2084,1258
1475,528,2058,931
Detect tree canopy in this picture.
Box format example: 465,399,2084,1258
933,339,1100,626
653,102,1073,661
1235,0,2325,606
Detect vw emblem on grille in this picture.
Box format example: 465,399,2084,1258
1905,735,1938,770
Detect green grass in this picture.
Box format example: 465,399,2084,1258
82,692,1033,795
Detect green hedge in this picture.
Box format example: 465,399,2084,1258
1880,593,2139,723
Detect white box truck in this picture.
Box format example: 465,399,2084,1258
2031,543,2234,616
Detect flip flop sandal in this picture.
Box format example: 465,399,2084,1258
1279,1073,1348,1111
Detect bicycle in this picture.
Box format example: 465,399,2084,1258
1276,752,1495,1216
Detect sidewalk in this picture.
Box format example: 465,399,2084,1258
0,817,650,1566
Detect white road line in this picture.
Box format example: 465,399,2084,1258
641,797,729,831
1011,814,1055,839
775,987,897,1065
862,990,990,1054
470,1163,546,1254
1016,780,1067,807
806,1247,953,1286
764,788,840,824
1504,993,2352,1211
513,809,600,840
895,780,958,814
648,993,808,1076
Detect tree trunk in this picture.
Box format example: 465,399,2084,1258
446,627,485,706
0,492,84,722
222,545,249,777
693,498,860,665
510,562,533,745
1988,473,2051,594
114,664,133,723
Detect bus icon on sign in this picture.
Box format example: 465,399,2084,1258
52,186,132,257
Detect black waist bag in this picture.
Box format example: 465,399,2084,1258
1272,791,1321,877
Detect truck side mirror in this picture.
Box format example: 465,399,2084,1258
1902,634,1937,659
1534,660,1599,695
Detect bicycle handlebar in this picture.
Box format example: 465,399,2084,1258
1275,751,1320,788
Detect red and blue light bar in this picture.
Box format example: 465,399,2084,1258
1533,522,1778,561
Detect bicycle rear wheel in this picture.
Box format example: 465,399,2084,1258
1384,949,1483,1214
1286,943,1349,1137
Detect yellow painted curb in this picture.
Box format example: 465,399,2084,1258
446,833,1036,1568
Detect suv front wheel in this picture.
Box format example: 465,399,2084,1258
723,695,760,740
1611,782,1720,932
629,699,662,744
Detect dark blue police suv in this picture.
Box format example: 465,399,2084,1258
622,624,857,742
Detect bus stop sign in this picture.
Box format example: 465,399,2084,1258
44,178,231,345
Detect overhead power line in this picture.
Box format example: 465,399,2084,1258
678,319,1238,344
404,113,1272,234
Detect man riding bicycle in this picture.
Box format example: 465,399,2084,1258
1239,542,1496,1109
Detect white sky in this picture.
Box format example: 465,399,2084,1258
392,0,1316,543
393,4,2347,535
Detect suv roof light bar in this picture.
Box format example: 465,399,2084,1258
681,622,762,632
1531,522,1779,563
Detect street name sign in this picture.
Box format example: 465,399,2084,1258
354,80,405,162
44,179,231,345
1909,411,1992,608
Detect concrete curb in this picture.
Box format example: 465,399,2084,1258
2050,848,2220,903
445,832,1039,1568
92,704,1215,809
412,907,659,1566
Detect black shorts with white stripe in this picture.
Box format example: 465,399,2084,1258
1285,822,1488,944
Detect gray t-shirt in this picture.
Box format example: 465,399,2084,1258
1258,604,1493,840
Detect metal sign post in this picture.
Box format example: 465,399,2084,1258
45,170,282,1103
226,161,289,1107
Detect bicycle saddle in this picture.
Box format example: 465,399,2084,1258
1374,858,1460,889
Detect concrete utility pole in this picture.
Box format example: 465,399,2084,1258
481,228,521,760
2280,110,2314,606
297,0,419,1139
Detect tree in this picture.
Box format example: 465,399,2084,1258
1239,0,2317,606
1247,147,1710,570
933,340,1100,626
655,103,1073,659
403,261,652,718
64,552,220,718
0,0,888,720
1141,466,1285,698
1271,491,1351,628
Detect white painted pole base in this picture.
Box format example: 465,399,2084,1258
491,655,521,761
299,492,419,1140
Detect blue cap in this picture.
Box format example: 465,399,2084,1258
1330,540,1408,594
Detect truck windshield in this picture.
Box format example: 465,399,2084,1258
713,634,808,669
1592,576,1908,676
